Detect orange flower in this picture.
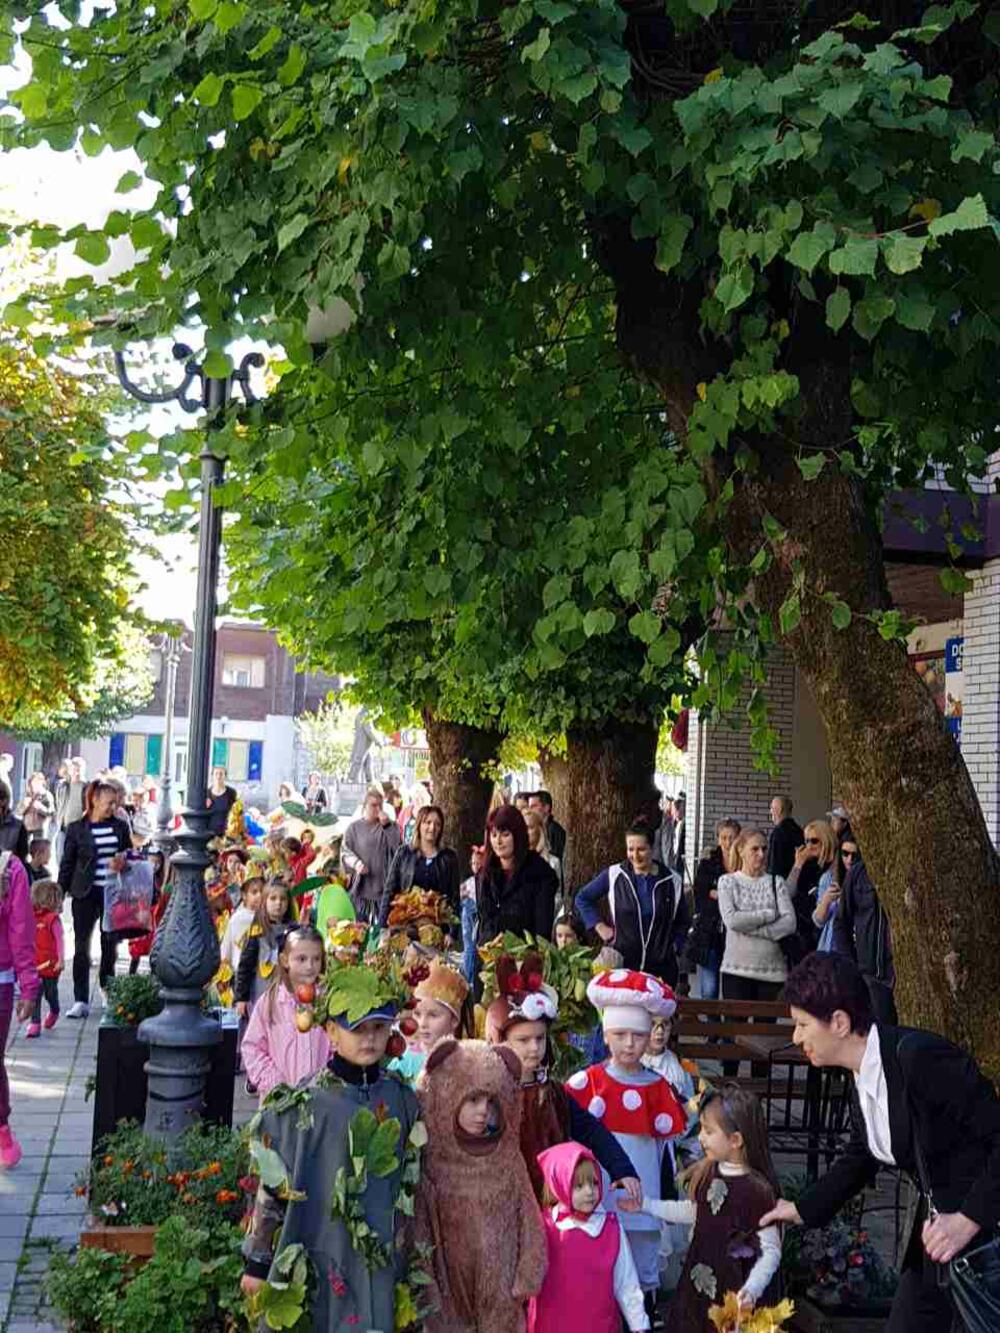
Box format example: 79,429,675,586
207,1162,222,1175
74,1185,87,1197
181,1192,197,1204
215,1188,239,1204
103,1155,114,1167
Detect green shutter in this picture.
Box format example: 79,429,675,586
212,737,228,769
145,734,163,777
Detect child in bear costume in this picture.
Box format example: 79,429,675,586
415,1038,547,1332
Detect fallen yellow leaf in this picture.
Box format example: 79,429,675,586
704,67,724,84
910,197,942,222
696,381,708,402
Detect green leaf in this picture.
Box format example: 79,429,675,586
559,72,598,105
715,264,754,312
939,567,974,595
203,350,232,378
522,26,551,61
817,82,863,118
277,213,309,253
825,285,851,332
628,610,661,644
115,170,143,193
213,0,244,30
231,84,263,121
951,129,994,163
928,193,989,237
609,549,642,599
13,82,47,119
778,592,802,635
130,216,162,251
895,292,935,332
278,44,307,87
796,453,827,481
883,234,926,274
193,72,225,106
74,233,110,266
189,0,217,19
786,227,833,273
655,215,693,274
3,302,32,329
248,24,281,58
583,608,616,638
831,600,852,629
852,294,895,340
828,236,879,276
81,128,103,157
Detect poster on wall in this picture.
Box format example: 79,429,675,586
911,650,946,713
945,636,964,745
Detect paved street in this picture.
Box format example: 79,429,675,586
0,906,255,1332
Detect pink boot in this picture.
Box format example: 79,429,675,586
43,1011,58,1030
0,1126,22,1169
25,1022,40,1039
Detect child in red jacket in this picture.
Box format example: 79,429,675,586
26,878,63,1038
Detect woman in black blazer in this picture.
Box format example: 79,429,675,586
58,780,132,1016
763,952,1000,1332
475,803,559,945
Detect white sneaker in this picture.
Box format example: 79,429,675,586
66,1001,90,1019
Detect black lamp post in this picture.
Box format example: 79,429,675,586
113,341,264,1137
152,625,190,852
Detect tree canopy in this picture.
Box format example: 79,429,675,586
0,335,150,731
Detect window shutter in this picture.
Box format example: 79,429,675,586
247,741,263,782
212,737,228,769
109,733,125,768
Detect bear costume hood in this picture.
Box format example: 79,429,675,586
418,1038,523,1159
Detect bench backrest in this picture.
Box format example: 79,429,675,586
674,997,794,1065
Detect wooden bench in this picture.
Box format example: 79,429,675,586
674,997,851,1180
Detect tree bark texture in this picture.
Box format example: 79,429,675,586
422,712,504,877
538,747,571,832
563,717,660,891
597,220,1000,1075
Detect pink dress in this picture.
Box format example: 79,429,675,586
241,982,330,1100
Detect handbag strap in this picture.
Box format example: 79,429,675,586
900,1041,939,1219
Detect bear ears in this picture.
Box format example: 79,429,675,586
423,1038,522,1085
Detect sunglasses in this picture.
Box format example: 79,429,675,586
805,837,820,845
841,849,858,860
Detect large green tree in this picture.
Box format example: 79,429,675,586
0,335,148,732
4,0,1000,1064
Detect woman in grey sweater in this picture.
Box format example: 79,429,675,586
718,827,797,1002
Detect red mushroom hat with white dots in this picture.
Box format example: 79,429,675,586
586,968,677,1033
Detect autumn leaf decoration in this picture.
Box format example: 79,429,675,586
708,1292,795,1332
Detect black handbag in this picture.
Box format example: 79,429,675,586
908,1093,1000,1331
771,874,807,967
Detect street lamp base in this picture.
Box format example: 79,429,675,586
140,1004,223,1137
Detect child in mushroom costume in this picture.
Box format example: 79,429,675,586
484,953,641,1205
415,1038,547,1332
566,968,687,1309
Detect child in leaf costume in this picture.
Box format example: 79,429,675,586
241,956,422,1332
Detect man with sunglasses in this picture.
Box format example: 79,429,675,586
832,830,897,1025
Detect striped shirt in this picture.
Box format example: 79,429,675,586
90,821,121,898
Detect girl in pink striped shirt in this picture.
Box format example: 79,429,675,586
241,924,329,1101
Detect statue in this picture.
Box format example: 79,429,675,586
347,708,386,784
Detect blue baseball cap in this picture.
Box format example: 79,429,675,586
334,1002,399,1031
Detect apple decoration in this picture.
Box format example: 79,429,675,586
295,983,316,1005
386,1033,407,1060
294,1008,314,1033
398,1015,418,1038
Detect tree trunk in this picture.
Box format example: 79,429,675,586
563,717,660,890
595,219,1000,1075
41,739,70,775
422,711,504,875
538,747,571,831
727,456,1000,1074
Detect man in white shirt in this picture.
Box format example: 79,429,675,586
761,952,1000,1331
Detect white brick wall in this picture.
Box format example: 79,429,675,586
963,559,1000,842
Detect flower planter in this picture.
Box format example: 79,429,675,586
79,1221,157,1259
790,1295,893,1332
90,1014,238,1155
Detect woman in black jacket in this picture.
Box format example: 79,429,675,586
378,804,461,927
476,804,559,945
58,780,132,1016
686,818,741,999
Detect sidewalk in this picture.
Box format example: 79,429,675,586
0,906,255,1332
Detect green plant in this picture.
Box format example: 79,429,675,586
104,973,163,1028
81,1121,253,1229
780,1175,896,1309
47,1245,131,1332
115,1215,245,1333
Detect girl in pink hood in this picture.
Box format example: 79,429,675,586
528,1141,649,1333
0,850,40,1168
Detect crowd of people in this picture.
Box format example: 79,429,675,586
0,763,997,1332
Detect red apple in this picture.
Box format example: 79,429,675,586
295,983,316,1005
399,1016,418,1038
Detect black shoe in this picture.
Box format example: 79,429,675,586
244,1078,258,1097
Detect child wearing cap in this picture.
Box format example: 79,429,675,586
240,954,422,1331
565,969,687,1317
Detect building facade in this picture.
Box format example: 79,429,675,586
76,623,341,810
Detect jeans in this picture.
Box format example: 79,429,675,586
31,977,60,1023
71,891,118,1002
0,983,12,1125
461,898,478,987
696,958,720,1000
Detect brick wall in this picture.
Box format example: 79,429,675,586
961,560,1000,842
685,648,797,861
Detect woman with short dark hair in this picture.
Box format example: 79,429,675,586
0,782,29,864
685,817,741,999
475,804,558,944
